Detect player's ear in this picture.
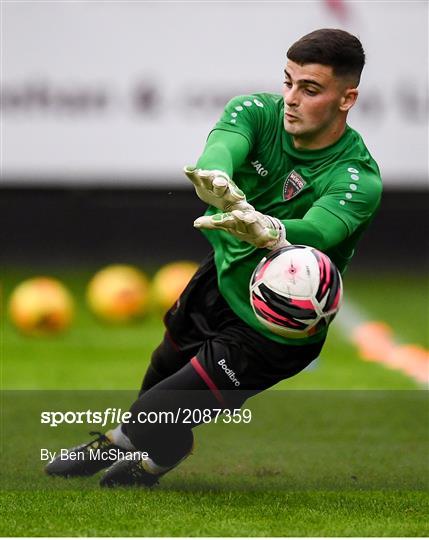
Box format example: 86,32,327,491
339,88,358,112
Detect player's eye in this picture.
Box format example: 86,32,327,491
305,88,318,96
283,80,292,87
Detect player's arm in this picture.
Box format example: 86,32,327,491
185,94,265,212
184,129,253,212
195,171,381,250
281,206,349,251
196,129,250,177
285,171,382,250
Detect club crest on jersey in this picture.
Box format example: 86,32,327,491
283,170,306,201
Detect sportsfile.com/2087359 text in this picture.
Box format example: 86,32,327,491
40,408,252,427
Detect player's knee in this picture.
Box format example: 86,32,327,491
140,338,184,393
151,337,184,379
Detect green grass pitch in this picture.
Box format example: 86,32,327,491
1,267,428,537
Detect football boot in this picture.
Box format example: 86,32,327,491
100,456,161,488
45,431,121,477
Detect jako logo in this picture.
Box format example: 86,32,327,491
218,359,240,386
251,160,269,177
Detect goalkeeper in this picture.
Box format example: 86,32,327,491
46,28,382,487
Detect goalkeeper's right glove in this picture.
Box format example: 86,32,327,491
184,166,253,212
194,208,289,250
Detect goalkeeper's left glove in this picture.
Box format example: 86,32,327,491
194,209,289,250
184,166,252,212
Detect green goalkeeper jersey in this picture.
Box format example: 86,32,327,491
197,92,382,345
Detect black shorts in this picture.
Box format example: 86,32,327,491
161,252,324,400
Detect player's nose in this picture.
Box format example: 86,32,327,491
284,86,299,107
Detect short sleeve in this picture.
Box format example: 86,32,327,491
210,94,268,149
313,165,382,234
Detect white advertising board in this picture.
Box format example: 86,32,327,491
2,1,428,186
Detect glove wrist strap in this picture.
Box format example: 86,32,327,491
265,216,287,249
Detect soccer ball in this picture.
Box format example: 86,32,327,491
250,245,343,338
151,261,198,311
86,265,149,323
8,277,74,336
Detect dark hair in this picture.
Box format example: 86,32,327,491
287,29,365,86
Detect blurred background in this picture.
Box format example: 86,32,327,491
1,1,428,389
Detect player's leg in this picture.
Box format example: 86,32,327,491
45,333,195,477
138,332,193,394
105,251,224,459
45,342,196,478
100,357,244,487
45,257,210,478
105,262,213,454
105,333,197,453
136,252,216,395
99,329,324,488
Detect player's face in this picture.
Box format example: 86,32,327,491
283,60,357,149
